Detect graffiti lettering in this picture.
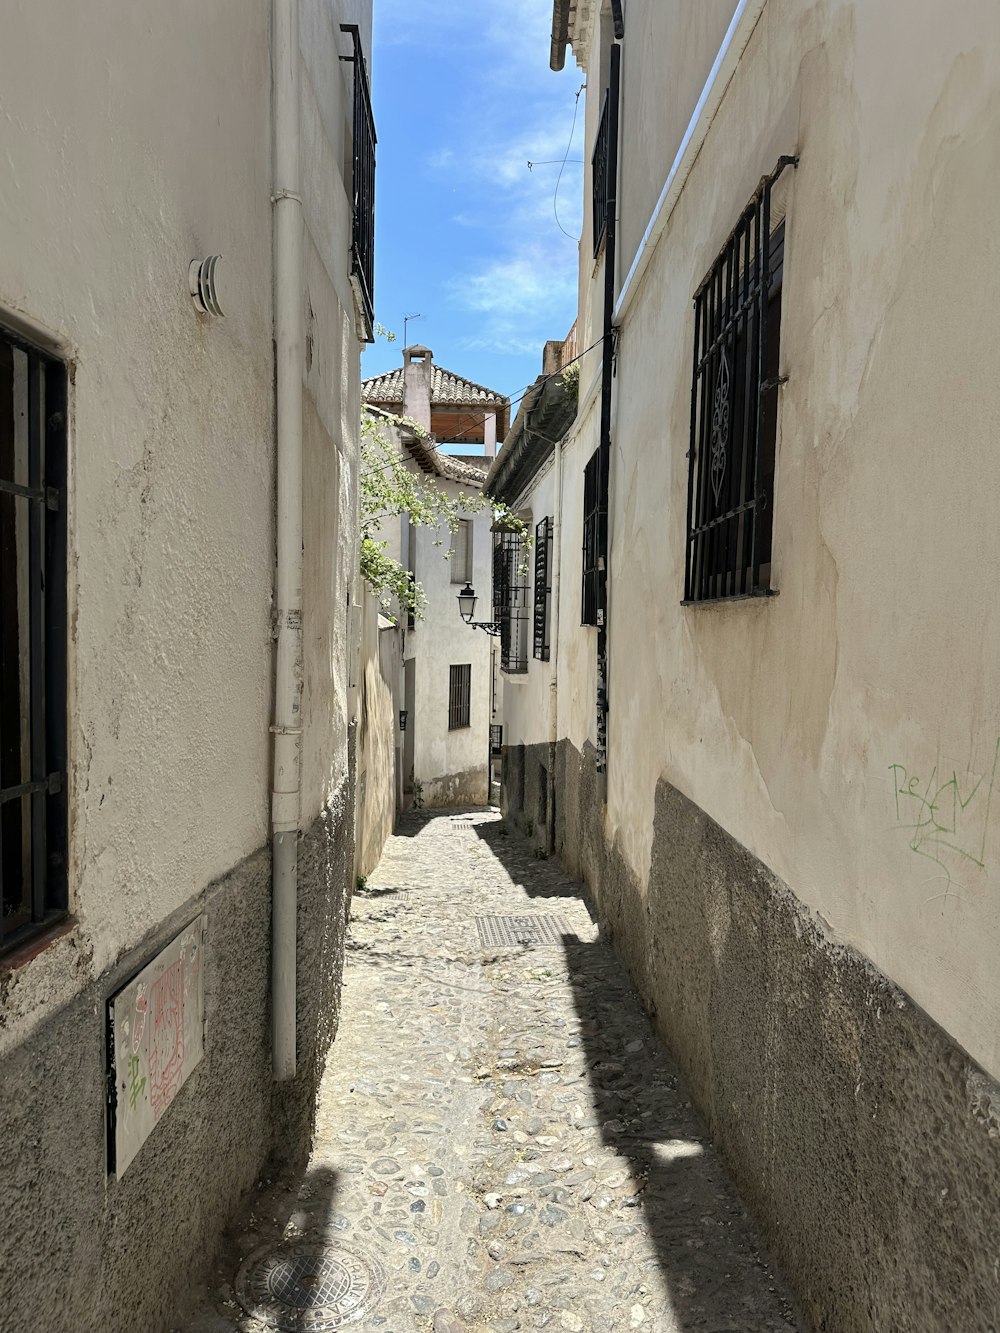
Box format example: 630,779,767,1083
888,737,1000,882
128,1054,146,1111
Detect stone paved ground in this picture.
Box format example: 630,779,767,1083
186,809,804,1333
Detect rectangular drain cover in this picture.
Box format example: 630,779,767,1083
477,915,570,947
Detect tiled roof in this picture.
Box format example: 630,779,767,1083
362,363,508,408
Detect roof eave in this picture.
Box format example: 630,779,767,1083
550,0,570,70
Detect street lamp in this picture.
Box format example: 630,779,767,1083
457,583,500,636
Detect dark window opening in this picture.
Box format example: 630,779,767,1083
592,86,613,257
685,167,791,604
493,528,529,673
1,328,68,956
448,664,471,730
533,516,552,661
581,450,601,625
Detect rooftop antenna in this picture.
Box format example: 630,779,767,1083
403,312,423,349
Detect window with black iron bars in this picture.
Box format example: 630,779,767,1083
684,160,795,604
492,528,529,673
581,450,601,625
533,517,552,661
448,664,471,730
341,24,376,343
1,328,68,956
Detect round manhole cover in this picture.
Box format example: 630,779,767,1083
235,1240,386,1330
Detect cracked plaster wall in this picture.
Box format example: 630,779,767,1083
557,0,1000,1089
0,0,367,1322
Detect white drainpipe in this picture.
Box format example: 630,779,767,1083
271,0,304,1082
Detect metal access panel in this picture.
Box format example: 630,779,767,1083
107,914,206,1176
476,915,570,947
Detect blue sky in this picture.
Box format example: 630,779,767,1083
362,0,585,409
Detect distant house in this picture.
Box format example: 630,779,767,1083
363,347,508,808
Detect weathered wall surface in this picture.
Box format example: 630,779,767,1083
496,0,1000,1324
355,589,399,879
503,740,1000,1332
564,0,1000,1089
0,0,365,1325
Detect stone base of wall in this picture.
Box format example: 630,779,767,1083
503,737,1000,1332
0,777,354,1333
421,764,489,809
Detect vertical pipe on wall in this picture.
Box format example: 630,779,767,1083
271,0,304,1082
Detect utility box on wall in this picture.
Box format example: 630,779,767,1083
107,916,206,1176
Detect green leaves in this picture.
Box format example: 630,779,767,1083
359,412,528,622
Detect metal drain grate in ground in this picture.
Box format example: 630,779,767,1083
477,914,571,947
235,1240,386,1331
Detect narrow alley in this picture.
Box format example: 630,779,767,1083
189,809,802,1333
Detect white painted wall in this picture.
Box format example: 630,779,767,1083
0,0,365,1047
547,0,1000,1082
408,485,493,805
498,461,558,752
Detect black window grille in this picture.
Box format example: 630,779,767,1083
581,450,601,625
1,329,68,956
685,161,795,604
448,664,471,730
492,528,529,673
490,724,503,756
592,87,613,257
341,24,376,343
533,516,552,661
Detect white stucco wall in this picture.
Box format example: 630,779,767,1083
498,462,558,752
559,0,1000,1081
408,489,493,803
0,0,365,1048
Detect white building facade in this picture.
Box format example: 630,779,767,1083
493,2,1000,1326
0,3,373,1329
363,348,508,808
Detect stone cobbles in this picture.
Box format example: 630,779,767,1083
186,809,803,1333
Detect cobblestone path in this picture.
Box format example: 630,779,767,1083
190,809,803,1333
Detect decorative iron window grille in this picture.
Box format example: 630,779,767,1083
581,450,601,625
533,517,552,661
490,724,503,756
592,86,613,257
1,329,68,956
341,25,376,343
684,159,796,604
448,664,471,730
492,528,529,673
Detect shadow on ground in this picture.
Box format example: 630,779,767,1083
476,813,801,1331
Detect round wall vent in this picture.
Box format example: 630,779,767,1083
188,255,225,317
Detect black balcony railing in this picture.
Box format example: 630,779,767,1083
341,25,376,342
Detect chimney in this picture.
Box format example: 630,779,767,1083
542,339,564,377
402,344,433,432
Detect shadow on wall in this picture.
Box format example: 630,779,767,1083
558,933,802,1333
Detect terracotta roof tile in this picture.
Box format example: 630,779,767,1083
362,362,508,408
